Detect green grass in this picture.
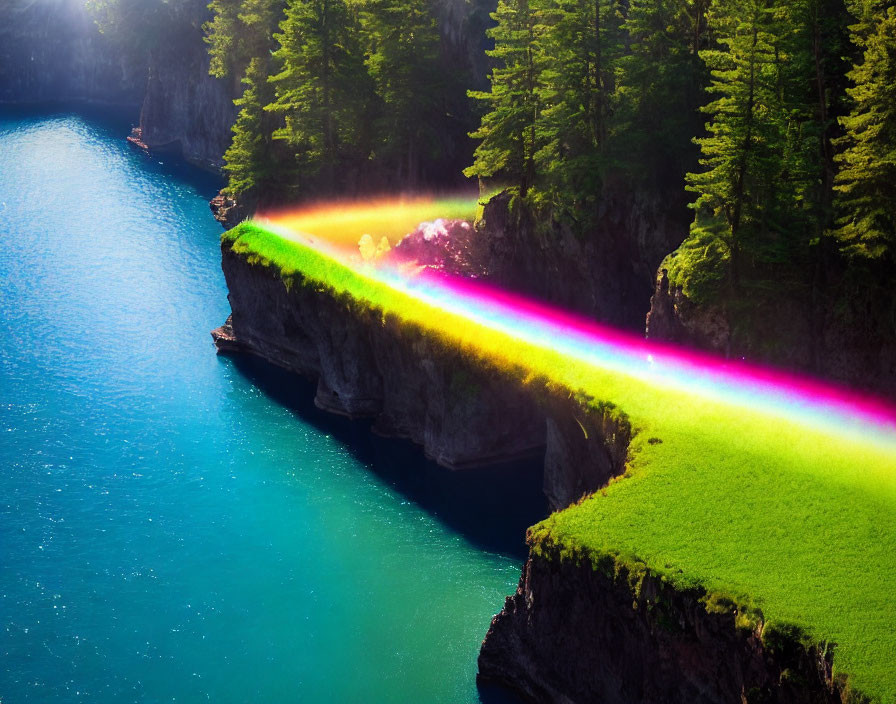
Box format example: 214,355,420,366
224,221,896,702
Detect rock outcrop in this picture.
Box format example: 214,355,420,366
646,269,896,400
0,0,237,171
216,239,636,501
216,237,859,704
646,269,732,354
137,1,238,170
217,243,548,469
479,548,845,704
479,189,691,331
0,0,144,106
385,219,489,277
541,395,631,512
210,193,254,229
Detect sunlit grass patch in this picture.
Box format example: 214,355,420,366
224,219,896,702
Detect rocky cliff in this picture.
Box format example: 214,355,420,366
0,0,144,106
216,236,863,704
217,244,547,469
136,1,238,170
646,269,896,400
479,188,691,331
215,240,634,505
0,0,237,171
479,547,846,704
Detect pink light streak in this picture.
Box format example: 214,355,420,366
258,212,896,447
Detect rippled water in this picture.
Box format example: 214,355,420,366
0,107,540,703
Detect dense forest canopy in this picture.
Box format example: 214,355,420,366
197,0,895,247
81,0,896,356
202,0,479,198
459,0,895,352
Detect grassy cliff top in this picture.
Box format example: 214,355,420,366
224,220,896,702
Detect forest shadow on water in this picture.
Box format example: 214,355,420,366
227,353,549,562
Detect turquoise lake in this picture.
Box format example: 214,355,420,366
0,107,540,702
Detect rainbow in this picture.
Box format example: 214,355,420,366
260,206,896,450
389,271,896,443
239,202,896,700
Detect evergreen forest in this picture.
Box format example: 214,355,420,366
89,0,896,353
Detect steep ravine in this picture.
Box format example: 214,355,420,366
215,240,854,704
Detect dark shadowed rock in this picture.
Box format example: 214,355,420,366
215,239,853,704
479,550,844,704
137,2,238,170
479,189,691,331
210,192,255,229
0,0,237,172
542,395,631,511
0,0,145,106
645,266,896,400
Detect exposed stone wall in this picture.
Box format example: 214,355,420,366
479,549,844,704
216,242,636,494
0,0,145,106
215,241,855,704
0,0,237,171
646,269,896,401
479,189,691,331
217,245,548,469
137,2,238,170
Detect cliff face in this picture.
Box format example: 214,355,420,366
480,189,691,331
218,245,547,469
216,242,633,505
646,270,896,400
0,0,145,106
137,2,238,170
216,239,858,704
541,396,630,512
479,549,844,704
0,0,237,171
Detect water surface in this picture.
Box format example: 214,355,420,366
0,106,537,702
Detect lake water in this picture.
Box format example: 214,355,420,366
0,106,540,703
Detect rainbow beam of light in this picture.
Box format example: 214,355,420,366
258,195,479,254
259,204,896,451
385,270,896,444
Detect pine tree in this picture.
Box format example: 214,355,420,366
205,0,287,78
771,0,849,239
360,0,447,187
684,0,787,293
223,57,280,195
465,0,544,197
206,0,242,78
267,0,371,191
834,0,896,259
533,0,624,209
613,0,712,182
